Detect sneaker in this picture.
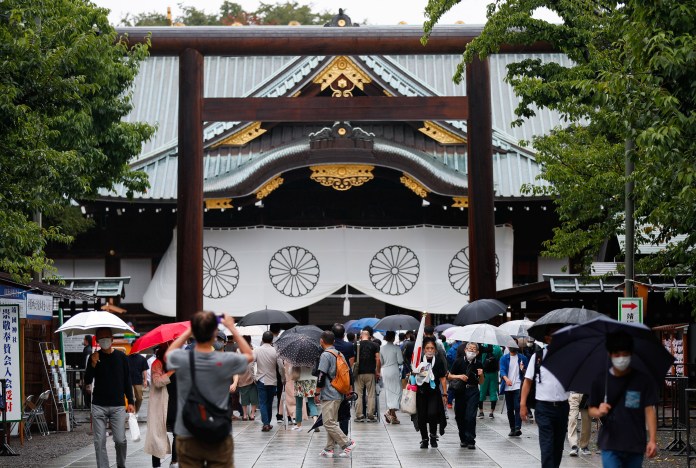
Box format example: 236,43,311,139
338,440,356,457
291,425,302,431
514,429,522,436
508,429,516,437
528,412,534,420
488,413,494,419
354,416,365,422
477,412,485,419
367,416,377,423
276,414,283,422
420,439,429,449
429,435,438,448
569,445,579,457
467,444,476,450
581,447,592,456
320,449,334,458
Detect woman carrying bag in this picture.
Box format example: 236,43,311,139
144,344,178,468
413,338,448,448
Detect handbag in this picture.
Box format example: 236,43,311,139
400,386,417,415
128,412,141,442
449,377,465,392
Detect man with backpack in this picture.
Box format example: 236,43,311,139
166,311,253,467
316,330,356,458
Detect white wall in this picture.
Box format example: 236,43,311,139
537,256,569,281
121,258,152,304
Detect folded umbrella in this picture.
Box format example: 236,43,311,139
283,325,323,341
445,323,517,348
55,310,135,336
498,319,535,338
307,396,354,432
130,321,190,353
453,299,507,326
527,307,603,341
544,316,674,397
374,314,420,331
237,308,299,327
275,333,322,367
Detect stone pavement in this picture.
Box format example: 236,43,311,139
44,391,604,468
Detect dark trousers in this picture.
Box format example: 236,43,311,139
339,418,349,435
535,401,570,468
505,389,522,430
454,387,479,445
257,381,278,426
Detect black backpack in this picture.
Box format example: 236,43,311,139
483,353,499,373
525,349,544,410
181,351,231,442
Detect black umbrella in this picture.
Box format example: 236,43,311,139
527,307,603,341
544,316,674,397
237,308,299,327
453,299,507,326
374,314,420,331
275,333,322,367
434,323,455,333
283,325,323,341
308,396,353,432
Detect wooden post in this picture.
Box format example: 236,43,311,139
176,49,204,322
466,55,496,301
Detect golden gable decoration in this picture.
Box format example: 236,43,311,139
313,56,372,98
309,165,374,191
205,198,233,210
256,177,284,200
213,122,267,147
419,121,466,145
400,174,429,198
452,197,469,208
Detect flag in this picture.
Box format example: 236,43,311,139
411,313,426,369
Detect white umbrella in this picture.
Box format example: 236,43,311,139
55,310,134,336
218,324,265,337
444,324,518,348
498,319,535,338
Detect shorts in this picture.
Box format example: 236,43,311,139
239,383,259,406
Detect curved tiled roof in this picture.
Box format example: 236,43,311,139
107,52,565,200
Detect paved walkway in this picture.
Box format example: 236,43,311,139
46,394,602,468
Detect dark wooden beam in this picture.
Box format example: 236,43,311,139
466,55,496,301
203,97,468,122
176,48,204,322
116,25,555,56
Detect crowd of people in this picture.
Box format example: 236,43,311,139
82,314,659,468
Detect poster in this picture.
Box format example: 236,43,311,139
1,304,21,421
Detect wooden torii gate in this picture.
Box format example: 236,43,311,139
119,24,551,322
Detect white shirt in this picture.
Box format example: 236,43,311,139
507,354,521,391
524,348,569,402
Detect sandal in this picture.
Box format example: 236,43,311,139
242,416,249,421
391,416,400,425
383,412,392,424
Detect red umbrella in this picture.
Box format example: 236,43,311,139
130,321,190,354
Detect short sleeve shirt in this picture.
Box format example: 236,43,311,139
168,349,249,437
317,347,342,401
524,348,569,402
333,339,355,362
356,340,379,374
589,368,658,453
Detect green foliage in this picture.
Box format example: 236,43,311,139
120,11,168,27
0,0,154,282
254,1,333,25
424,0,696,308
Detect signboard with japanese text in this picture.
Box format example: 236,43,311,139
0,285,26,318
1,304,21,421
618,297,643,323
26,293,53,320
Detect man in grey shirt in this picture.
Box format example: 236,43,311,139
316,331,356,458
167,312,253,467
254,331,282,432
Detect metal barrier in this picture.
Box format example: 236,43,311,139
684,388,696,466
660,377,690,452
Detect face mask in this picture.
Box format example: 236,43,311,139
611,355,631,372
98,338,112,350
213,340,225,351
425,351,435,359
466,351,477,360
527,341,534,347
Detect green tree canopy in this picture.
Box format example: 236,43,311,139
423,0,696,307
0,0,154,282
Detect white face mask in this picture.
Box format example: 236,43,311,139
425,351,435,359
98,337,112,350
611,355,631,372
466,351,477,361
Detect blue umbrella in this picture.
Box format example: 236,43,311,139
346,317,379,333
544,316,674,398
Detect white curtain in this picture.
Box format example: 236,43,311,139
143,225,514,317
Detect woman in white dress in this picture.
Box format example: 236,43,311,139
380,331,404,424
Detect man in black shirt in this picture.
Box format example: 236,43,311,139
354,328,380,422
332,323,355,435
588,331,658,467
85,327,135,468
448,342,483,449
127,351,149,416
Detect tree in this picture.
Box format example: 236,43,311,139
423,0,696,307
0,0,154,282
253,1,333,25
120,11,169,27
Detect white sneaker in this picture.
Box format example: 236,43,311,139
291,425,302,431
320,449,334,458
569,446,579,457
580,447,592,456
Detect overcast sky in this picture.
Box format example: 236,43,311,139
92,0,558,26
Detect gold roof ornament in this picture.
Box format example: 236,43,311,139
452,196,469,208
419,121,466,145
213,122,266,147
309,165,374,191
400,174,429,198
255,177,284,200
313,56,372,98
205,198,233,210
